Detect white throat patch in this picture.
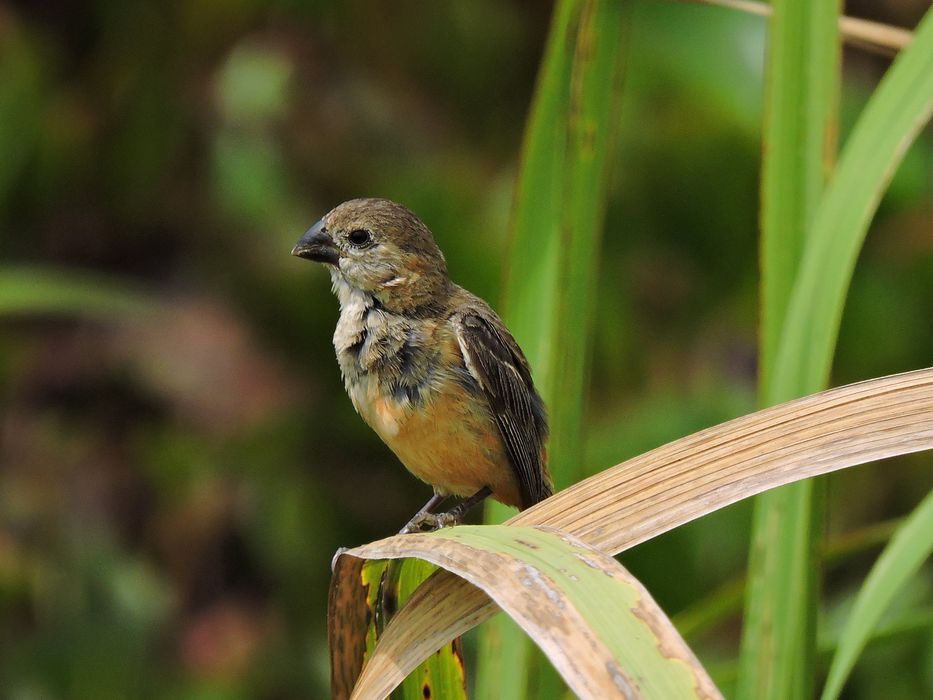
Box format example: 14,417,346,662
331,274,374,353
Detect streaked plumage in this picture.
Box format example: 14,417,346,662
293,198,551,528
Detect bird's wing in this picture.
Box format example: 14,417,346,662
454,309,551,509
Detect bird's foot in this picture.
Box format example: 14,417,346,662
399,510,460,534
399,486,492,534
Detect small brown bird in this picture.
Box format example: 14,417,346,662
292,198,552,533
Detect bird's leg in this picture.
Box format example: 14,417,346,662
399,491,449,534
404,486,493,533
434,486,493,527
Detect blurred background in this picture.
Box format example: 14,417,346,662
0,1,930,698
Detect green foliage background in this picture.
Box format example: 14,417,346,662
0,1,930,698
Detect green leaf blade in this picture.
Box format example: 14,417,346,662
741,1,842,697
820,491,933,700
772,8,933,397
347,526,723,700
480,0,629,695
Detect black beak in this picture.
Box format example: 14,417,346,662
292,219,339,266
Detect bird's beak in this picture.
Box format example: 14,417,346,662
292,219,339,266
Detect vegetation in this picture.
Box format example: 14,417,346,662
1,1,930,698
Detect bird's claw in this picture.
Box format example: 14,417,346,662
399,510,459,534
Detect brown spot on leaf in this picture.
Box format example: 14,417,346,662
631,595,721,698
605,660,638,700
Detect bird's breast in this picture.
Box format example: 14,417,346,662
330,298,521,505
333,302,441,431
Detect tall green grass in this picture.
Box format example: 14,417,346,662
742,4,933,698
738,1,841,698
476,0,628,696
476,0,932,697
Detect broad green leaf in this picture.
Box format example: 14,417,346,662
348,369,933,697
820,491,933,700
343,526,721,700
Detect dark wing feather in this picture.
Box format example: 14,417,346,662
455,310,551,509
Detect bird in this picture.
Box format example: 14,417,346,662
291,198,552,533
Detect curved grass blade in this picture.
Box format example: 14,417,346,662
349,368,933,697
0,265,153,318
820,490,933,700
343,526,722,700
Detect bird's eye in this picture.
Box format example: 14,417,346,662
347,229,373,248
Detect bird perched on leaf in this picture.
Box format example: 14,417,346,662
292,198,551,533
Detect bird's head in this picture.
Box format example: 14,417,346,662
292,198,450,313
